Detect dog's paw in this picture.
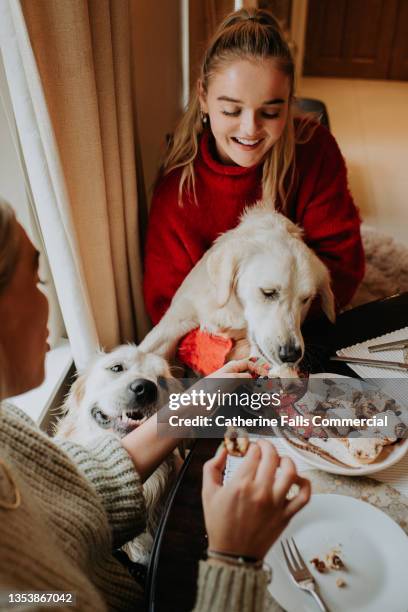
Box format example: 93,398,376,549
122,532,154,566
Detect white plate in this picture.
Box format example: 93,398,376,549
278,434,408,476
277,373,408,476
267,494,408,612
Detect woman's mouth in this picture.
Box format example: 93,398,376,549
231,136,263,150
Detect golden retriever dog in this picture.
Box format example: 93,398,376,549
55,344,181,565
140,201,336,372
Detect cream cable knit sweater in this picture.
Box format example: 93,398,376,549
0,404,275,611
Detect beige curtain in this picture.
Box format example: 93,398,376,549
189,0,234,85
21,0,149,348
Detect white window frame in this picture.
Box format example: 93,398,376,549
0,51,73,426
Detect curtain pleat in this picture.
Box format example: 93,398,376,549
0,0,99,369
20,0,149,349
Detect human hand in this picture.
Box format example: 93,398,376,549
207,358,252,379
202,440,311,560
202,359,252,398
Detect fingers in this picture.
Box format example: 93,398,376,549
202,446,228,495
219,359,250,374
230,442,261,482
272,456,298,503
283,476,311,519
209,359,252,379
254,440,280,486
247,361,258,375
221,372,252,379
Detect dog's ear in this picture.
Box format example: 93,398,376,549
309,252,336,324
207,242,241,307
67,374,86,409
318,270,336,323
54,374,86,439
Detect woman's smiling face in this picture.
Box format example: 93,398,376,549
200,58,290,167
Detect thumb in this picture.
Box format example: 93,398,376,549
223,359,250,373
202,446,227,495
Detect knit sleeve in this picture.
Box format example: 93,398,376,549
2,402,37,426
296,126,365,310
143,175,195,324
193,561,279,612
59,435,146,548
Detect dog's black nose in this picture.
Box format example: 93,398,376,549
278,343,302,364
129,379,158,405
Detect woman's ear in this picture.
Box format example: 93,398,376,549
197,79,208,113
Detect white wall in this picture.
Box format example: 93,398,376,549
293,4,407,244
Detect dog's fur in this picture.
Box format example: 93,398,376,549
140,202,336,372
55,344,181,564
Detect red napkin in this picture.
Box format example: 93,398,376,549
177,328,234,375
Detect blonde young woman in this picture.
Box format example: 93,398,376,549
0,198,310,610
144,8,364,374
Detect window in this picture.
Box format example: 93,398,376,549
0,52,72,426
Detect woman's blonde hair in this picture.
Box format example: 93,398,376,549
163,8,309,210
0,198,20,399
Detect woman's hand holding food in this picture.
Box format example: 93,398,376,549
202,440,311,561
122,360,252,481
208,358,253,379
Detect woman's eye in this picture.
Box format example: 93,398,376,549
222,109,240,117
261,289,279,300
302,296,311,304
37,279,48,286
262,111,280,119
222,109,280,119
109,364,124,373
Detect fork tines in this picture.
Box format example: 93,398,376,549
281,537,313,581
281,537,330,611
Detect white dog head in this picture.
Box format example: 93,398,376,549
207,204,335,369
56,344,178,444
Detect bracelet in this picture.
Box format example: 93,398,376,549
206,549,272,582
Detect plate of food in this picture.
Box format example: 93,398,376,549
266,494,408,612
275,374,408,476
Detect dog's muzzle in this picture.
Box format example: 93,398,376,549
91,379,159,436
278,342,302,364
129,378,158,406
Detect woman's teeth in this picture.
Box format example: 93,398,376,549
233,137,261,147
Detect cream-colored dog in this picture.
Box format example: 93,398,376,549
55,344,181,565
140,201,335,371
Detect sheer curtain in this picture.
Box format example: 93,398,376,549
0,0,149,369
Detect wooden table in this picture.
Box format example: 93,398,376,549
146,293,408,612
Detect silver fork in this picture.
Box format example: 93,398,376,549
281,538,330,612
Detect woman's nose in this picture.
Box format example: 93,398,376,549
240,111,260,136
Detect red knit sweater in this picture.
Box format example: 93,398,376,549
143,123,364,371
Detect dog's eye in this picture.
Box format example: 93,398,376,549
261,288,279,300
109,364,124,373
157,376,169,391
